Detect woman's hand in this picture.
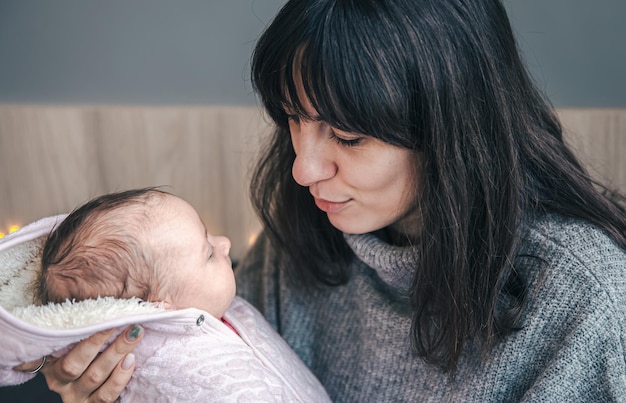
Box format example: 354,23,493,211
14,324,144,402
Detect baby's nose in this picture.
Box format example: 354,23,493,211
216,236,231,255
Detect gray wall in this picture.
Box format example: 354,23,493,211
0,0,624,107
505,0,626,107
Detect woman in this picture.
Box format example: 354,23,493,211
21,0,626,401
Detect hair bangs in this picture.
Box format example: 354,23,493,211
252,0,420,149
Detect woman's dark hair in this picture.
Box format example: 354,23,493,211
250,0,626,371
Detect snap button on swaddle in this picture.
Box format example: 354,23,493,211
196,315,204,326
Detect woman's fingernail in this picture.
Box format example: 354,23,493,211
121,353,135,370
126,325,143,341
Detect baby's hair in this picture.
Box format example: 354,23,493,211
39,187,171,304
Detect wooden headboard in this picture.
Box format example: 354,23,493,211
1,105,624,260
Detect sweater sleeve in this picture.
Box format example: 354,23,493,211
520,298,626,401
513,219,626,401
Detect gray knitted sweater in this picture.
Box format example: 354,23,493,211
235,213,626,402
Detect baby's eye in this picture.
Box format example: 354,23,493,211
207,242,214,261
330,131,363,147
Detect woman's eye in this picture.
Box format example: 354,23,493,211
330,131,362,147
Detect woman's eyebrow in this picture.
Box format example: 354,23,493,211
281,103,323,121
306,114,323,122
285,111,323,122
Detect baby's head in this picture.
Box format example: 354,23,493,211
40,188,235,318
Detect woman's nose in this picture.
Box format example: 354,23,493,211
291,121,337,187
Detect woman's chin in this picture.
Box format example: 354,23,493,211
327,215,380,235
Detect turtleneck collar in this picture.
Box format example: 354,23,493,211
343,232,419,294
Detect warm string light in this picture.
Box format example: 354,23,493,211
0,225,20,239
248,232,259,246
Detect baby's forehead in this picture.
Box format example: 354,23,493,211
147,196,203,238
143,193,187,220
158,192,189,209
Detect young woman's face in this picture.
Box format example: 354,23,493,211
155,195,235,318
287,94,420,238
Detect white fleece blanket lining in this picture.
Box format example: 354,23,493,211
0,214,164,328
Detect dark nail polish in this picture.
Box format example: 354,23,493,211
126,325,143,341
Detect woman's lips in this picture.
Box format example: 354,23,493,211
314,197,350,213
